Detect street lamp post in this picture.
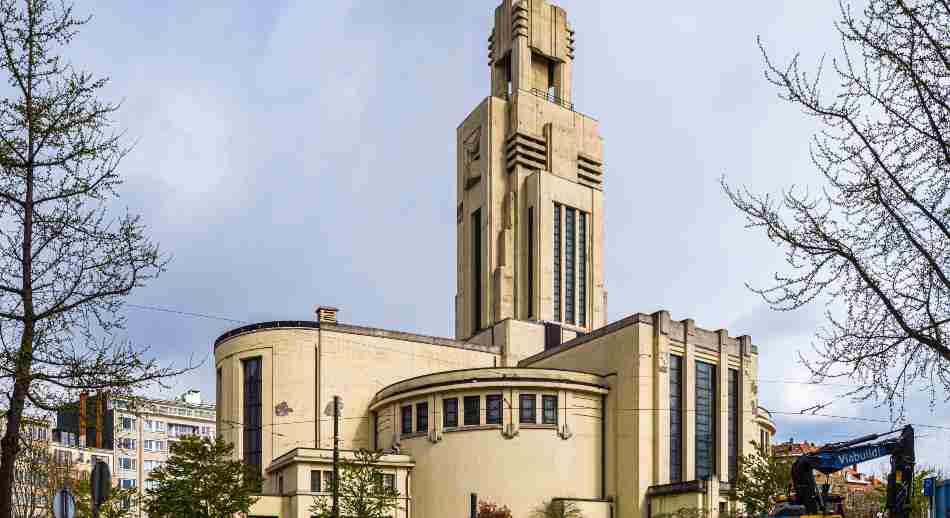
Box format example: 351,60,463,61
324,396,343,518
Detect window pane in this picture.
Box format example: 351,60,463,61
565,208,575,324
463,396,480,426
472,209,482,334
401,406,412,435
486,394,502,425
542,395,558,425
695,361,717,480
311,470,321,492
242,357,263,480
415,402,428,433
728,369,739,481
553,204,561,321
670,355,683,482
443,398,458,428
519,394,536,424
527,207,534,318
578,211,587,326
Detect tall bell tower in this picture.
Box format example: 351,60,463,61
456,0,606,342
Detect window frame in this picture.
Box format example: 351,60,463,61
443,397,458,428
415,401,428,434
400,405,413,435
463,395,480,426
519,393,537,424
486,394,503,425
541,394,558,425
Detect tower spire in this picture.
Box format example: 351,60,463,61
456,0,605,344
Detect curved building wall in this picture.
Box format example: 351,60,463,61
214,322,500,480
370,368,609,518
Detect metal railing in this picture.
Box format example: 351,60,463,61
526,88,574,110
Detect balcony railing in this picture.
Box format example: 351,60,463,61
525,88,574,111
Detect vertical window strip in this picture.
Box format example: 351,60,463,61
241,357,262,480
486,394,503,425
416,401,428,433
401,405,412,435
527,207,534,319
695,361,717,481
579,211,587,327
669,355,683,482
553,204,561,321
728,369,739,481
565,208,575,324
443,398,458,428
472,209,482,335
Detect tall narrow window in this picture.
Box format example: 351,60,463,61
695,361,717,480
565,208,575,324
401,405,412,435
215,367,222,432
553,204,561,321
472,209,482,334
241,357,262,480
519,394,536,424
578,211,587,327
527,207,534,319
728,369,739,481
443,398,458,428
542,395,558,425
486,394,502,425
463,396,480,426
670,354,683,482
416,402,428,433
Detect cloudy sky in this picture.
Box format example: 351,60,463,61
58,1,949,471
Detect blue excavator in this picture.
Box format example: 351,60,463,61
770,425,915,518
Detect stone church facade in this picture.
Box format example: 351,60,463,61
214,1,777,517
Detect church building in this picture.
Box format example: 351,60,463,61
213,1,777,517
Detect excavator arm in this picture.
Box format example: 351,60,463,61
787,425,915,518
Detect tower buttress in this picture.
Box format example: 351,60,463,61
456,0,605,341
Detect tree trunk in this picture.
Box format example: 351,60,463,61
0,326,35,517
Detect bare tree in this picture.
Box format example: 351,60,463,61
0,0,192,514
722,0,950,415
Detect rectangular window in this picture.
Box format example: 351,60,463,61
415,402,428,433
119,478,136,489
486,394,503,425
323,471,334,493
311,470,321,492
463,396,480,426
242,357,263,479
216,367,222,429
519,394,536,424
527,207,534,318
472,209,482,335
382,473,396,491
553,204,561,321
401,405,413,435
695,361,717,480
729,368,740,481
118,457,136,471
578,211,587,327
443,398,458,428
542,395,558,425
670,355,684,482
565,208,575,324
120,416,136,431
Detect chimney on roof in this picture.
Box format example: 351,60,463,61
316,306,339,325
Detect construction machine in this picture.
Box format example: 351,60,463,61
770,425,915,518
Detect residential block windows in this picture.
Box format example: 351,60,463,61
118,438,136,451
542,395,558,425
143,440,164,452
119,416,136,431
415,402,428,433
519,394,536,424
552,203,589,326
242,357,263,477
463,396,480,426
695,361,717,480
401,405,413,435
553,204,561,320
486,394,503,425
472,209,482,335
670,354,684,483
118,457,136,471
310,470,321,492
443,398,458,428
728,368,740,481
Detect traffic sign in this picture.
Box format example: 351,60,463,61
52,488,76,518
